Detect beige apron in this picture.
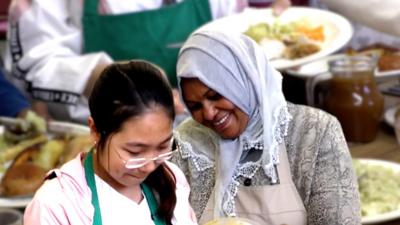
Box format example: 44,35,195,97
199,145,307,225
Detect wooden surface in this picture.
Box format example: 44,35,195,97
350,125,400,163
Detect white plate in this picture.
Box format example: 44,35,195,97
287,56,400,80
286,54,344,78
384,106,399,127
47,121,90,135
376,69,400,78
0,119,90,208
197,7,353,70
354,159,400,224
0,195,32,208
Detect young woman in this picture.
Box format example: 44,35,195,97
24,61,197,225
171,30,361,225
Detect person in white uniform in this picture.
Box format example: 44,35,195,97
318,0,400,37
24,61,197,225
171,30,361,225
5,0,290,124
309,0,400,49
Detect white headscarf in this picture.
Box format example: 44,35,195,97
176,30,291,217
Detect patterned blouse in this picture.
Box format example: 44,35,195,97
171,103,361,225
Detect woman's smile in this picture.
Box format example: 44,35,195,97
212,113,231,132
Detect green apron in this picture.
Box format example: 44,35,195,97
84,151,166,225
82,0,212,86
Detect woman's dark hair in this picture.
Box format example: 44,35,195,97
89,60,176,224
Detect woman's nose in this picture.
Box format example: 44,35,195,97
202,101,216,121
138,160,157,174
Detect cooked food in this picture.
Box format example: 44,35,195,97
33,139,66,170
283,42,320,60
0,116,92,197
59,135,93,164
0,135,47,163
0,135,91,197
346,44,400,72
378,54,400,71
353,160,400,217
0,142,56,197
0,163,47,197
244,18,324,60
2,111,46,144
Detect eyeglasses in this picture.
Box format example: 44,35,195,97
115,139,178,169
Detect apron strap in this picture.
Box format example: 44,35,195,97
84,150,165,225
84,150,103,225
84,0,99,16
141,183,167,225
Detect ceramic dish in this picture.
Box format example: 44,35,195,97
197,7,353,70
286,54,400,80
354,159,400,224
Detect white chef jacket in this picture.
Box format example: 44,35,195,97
319,0,400,37
4,0,248,124
309,0,400,49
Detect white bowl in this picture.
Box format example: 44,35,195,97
0,208,23,225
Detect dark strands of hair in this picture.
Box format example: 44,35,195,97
88,60,177,224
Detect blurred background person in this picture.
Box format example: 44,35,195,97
4,0,290,125
0,67,29,117
318,0,400,37
309,0,400,49
1,66,47,134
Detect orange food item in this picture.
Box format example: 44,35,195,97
297,25,325,42
378,54,400,71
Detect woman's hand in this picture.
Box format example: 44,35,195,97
30,101,52,122
272,0,292,16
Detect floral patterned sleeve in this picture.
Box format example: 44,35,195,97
286,103,361,225
308,115,361,225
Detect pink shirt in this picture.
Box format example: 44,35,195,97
24,153,197,225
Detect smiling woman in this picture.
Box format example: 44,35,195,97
23,61,197,225
171,30,361,225
181,78,249,139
